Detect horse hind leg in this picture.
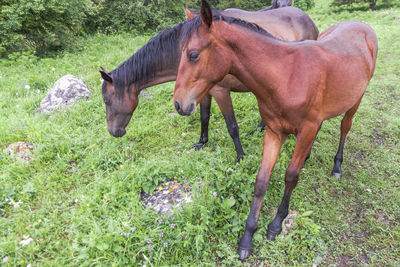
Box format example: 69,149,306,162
331,98,363,178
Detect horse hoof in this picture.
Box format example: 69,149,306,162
267,229,280,241
332,172,342,179
192,142,204,150
238,247,252,260
237,154,245,162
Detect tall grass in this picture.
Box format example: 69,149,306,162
1,2,399,265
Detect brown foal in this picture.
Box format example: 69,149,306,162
173,0,378,259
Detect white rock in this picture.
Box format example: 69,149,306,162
39,74,90,113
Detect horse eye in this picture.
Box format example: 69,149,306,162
189,51,199,61
104,98,111,106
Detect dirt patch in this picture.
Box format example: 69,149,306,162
371,128,387,146
373,212,394,226
335,255,355,267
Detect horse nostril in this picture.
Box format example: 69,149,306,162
189,103,194,113
174,100,181,113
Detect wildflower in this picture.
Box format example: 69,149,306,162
182,132,186,136
10,199,22,209
38,219,42,223
27,264,32,267
230,196,234,199
19,236,33,246
25,85,30,90
148,245,153,251
158,219,162,224
119,165,123,168
178,232,183,239
163,242,168,247
3,256,8,263
36,89,40,94
146,239,151,244
51,67,56,71
213,192,218,197
159,233,164,238
171,224,175,229
130,227,136,232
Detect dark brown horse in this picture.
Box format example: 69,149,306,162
100,6,318,161
173,0,377,259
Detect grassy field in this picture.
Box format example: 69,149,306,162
1,1,399,266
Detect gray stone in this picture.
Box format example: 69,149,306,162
141,180,192,215
39,74,90,113
3,142,34,162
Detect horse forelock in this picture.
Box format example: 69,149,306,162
110,21,187,97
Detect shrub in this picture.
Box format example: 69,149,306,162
93,0,186,34
0,0,95,57
330,0,398,11
293,0,315,10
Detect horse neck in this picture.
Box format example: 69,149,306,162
219,24,290,98
135,68,178,92
119,28,183,94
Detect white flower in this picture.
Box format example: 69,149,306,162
182,132,186,136
25,85,30,90
51,67,55,71
19,236,33,246
36,90,40,94
10,199,22,209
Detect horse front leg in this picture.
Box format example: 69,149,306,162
210,86,245,162
267,123,320,240
238,129,287,259
192,94,212,150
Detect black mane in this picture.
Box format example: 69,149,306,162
110,20,188,96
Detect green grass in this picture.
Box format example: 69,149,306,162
1,2,400,266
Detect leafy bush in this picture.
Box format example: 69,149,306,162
91,0,186,34
0,0,95,57
330,0,398,11
293,0,315,10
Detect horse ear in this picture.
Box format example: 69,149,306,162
184,4,196,20
100,67,113,83
200,0,212,28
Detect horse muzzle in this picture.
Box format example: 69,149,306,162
174,100,196,116
108,127,127,138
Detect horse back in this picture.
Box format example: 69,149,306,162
222,7,319,41
319,21,378,79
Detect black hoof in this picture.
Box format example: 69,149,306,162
237,153,245,162
331,171,342,179
238,246,252,260
267,229,280,241
192,142,205,150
